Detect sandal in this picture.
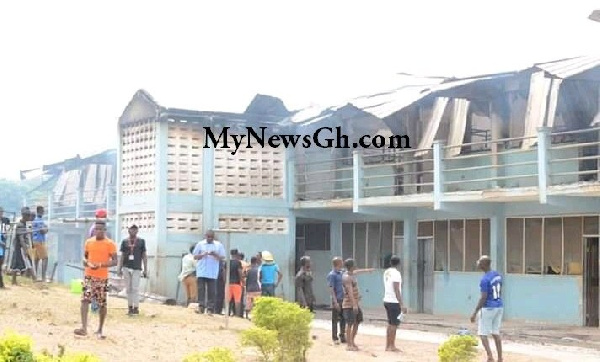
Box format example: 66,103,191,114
94,331,106,340
74,328,87,336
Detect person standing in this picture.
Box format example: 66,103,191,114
341,258,363,352
193,230,226,315
32,206,49,282
178,245,198,306
295,255,315,312
383,255,406,352
0,208,9,289
326,257,346,345
74,221,117,339
118,225,148,315
244,256,261,319
228,250,244,317
470,255,503,362
9,207,35,285
258,251,282,297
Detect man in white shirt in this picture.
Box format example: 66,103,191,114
382,255,406,352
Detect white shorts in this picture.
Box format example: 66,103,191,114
477,307,503,336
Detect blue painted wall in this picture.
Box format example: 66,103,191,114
503,275,582,325
433,272,481,315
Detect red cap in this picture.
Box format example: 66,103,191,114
95,208,107,218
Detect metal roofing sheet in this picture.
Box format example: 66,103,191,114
534,56,600,79
291,73,511,125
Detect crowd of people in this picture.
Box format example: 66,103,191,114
0,206,50,288
0,210,504,358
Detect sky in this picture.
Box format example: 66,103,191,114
0,1,599,180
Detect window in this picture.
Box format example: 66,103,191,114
304,223,330,251
506,218,524,273
421,219,490,272
506,216,586,275
434,221,448,271
340,221,399,269
449,220,465,271
524,218,543,274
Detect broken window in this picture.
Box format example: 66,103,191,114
481,219,491,256
434,220,448,271
341,223,354,260
304,223,330,251
340,221,398,269
418,221,433,237
543,218,562,274
584,216,599,235
449,220,465,271
564,217,583,275
506,218,524,274
465,219,482,272
524,218,543,274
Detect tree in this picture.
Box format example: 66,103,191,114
0,179,26,218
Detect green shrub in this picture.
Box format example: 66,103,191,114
0,330,35,362
437,334,479,362
247,297,313,362
182,347,235,362
0,331,100,362
240,327,278,362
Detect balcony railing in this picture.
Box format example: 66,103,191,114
49,187,117,220
294,126,600,205
295,155,353,201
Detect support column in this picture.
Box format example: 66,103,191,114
286,148,295,208
433,141,445,210
115,123,123,241
537,127,551,204
352,150,364,213
403,211,418,311
490,206,506,274
202,145,215,230
330,219,342,256
154,121,169,295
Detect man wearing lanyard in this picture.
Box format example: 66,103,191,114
118,225,147,315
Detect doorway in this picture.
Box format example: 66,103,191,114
417,237,434,314
584,237,599,327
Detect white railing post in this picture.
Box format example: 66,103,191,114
433,141,445,210
46,192,52,226
352,150,364,213
537,127,551,204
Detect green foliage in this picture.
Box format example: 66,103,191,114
437,334,479,362
182,348,235,362
0,330,35,362
0,179,26,215
247,297,313,362
240,327,278,362
0,331,100,362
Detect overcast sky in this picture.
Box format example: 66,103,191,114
1,1,599,180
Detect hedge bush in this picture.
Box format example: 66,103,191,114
0,331,100,362
242,297,313,362
182,347,235,362
437,334,479,362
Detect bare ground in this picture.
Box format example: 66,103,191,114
0,278,554,362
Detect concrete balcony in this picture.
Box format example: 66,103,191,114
49,187,117,220
294,127,600,210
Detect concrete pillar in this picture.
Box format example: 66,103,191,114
537,127,551,204
433,141,445,210
202,145,215,230
154,121,169,294
403,211,418,310
286,148,295,208
330,219,342,256
490,205,506,274
352,150,364,213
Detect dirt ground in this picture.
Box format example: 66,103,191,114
0,278,553,362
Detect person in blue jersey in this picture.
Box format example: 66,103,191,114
470,255,503,362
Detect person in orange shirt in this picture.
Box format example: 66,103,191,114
74,221,117,339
